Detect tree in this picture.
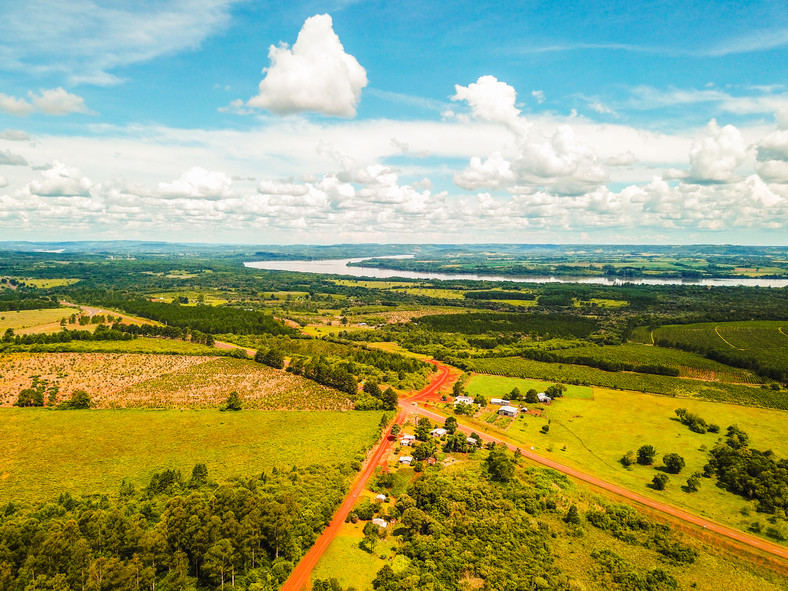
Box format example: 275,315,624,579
637,445,657,465
390,423,401,437
509,387,521,401
415,417,432,441
564,505,581,525
525,389,539,404
663,453,685,474
15,388,43,407
452,380,464,397
223,391,242,411
63,389,91,409
189,463,208,488
485,445,515,482
685,474,701,492
444,416,458,434
203,539,235,590
546,383,567,399
652,473,669,490
263,348,285,369
379,387,398,411
620,450,636,468
363,381,382,398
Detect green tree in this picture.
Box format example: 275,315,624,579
63,389,91,409
637,445,657,465
651,473,669,490
444,416,458,434
546,383,567,399
485,445,515,482
203,539,235,590
189,463,208,488
564,505,581,525
662,453,685,474
525,388,539,404
620,450,637,468
685,474,701,492
223,391,242,411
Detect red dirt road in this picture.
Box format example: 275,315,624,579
280,361,453,591
412,404,788,563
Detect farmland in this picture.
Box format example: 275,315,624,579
0,308,69,332
0,353,353,409
469,357,788,409
0,408,384,502
466,373,594,399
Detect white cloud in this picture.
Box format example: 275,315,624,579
589,101,616,116
0,88,91,117
247,14,368,117
605,151,637,166
0,149,28,166
452,76,525,130
28,161,92,197
755,112,788,184
0,129,30,141
30,88,92,115
0,176,8,188
531,90,545,104
156,167,234,200
0,93,34,116
688,119,748,183
0,1,236,85
626,85,788,115
455,152,515,190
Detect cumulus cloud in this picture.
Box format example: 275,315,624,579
531,90,545,104
688,119,748,183
156,167,234,200
452,76,524,129
247,14,368,117
0,129,30,141
0,89,91,116
605,151,637,166
0,175,8,188
28,161,92,197
455,152,515,190
0,149,28,166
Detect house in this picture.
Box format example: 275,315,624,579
398,456,414,465
537,392,552,403
520,407,528,413
375,494,387,502
466,436,479,446
454,395,474,405
498,405,519,417
490,398,510,406
430,428,448,438
400,434,416,446
372,518,388,528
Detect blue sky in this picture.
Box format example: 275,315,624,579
0,0,786,244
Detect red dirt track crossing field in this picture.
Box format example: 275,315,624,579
280,360,451,591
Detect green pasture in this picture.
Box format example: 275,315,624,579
466,373,594,400
0,308,69,332
469,357,787,409
3,336,220,355
453,386,788,543
149,291,229,305
392,287,465,300
311,522,397,588
6,278,81,288
0,409,383,502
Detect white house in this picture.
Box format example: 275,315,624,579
498,405,519,417
490,398,510,406
454,395,474,405
399,456,414,465
400,434,416,446
430,428,448,438
372,518,388,528
375,494,387,502
537,392,552,403
466,436,480,446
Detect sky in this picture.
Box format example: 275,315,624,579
0,0,786,245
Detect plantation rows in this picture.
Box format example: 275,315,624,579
652,321,788,382
415,312,598,337
469,357,788,410
551,343,760,384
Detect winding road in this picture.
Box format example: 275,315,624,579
280,361,452,591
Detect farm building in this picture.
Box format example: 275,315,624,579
490,398,510,406
537,392,552,403
430,428,448,438
399,456,414,465
372,518,388,528
498,405,519,417
466,436,480,446
454,395,475,405
375,494,387,502
400,434,416,446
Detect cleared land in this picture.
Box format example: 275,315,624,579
0,353,353,409
0,409,383,502
0,308,69,332
466,373,594,399
436,376,788,544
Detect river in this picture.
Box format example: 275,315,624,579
243,257,788,287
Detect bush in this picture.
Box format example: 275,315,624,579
662,453,685,474
651,473,669,490
222,391,242,411
637,445,657,465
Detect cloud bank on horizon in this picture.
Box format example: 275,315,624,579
0,1,786,244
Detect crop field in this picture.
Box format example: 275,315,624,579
0,409,383,502
552,343,761,383
1,337,221,356
469,357,788,409
466,373,594,399
0,353,352,409
650,320,788,379
0,308,69,332
6,278,81,288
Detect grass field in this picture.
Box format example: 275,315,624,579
0,353,352,410
7,278,81,288
1,336,222,356
0,308,69,332
446,384,788,543
0,409,383,502
469,357,787,409
466,373,594,399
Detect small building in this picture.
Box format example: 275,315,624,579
520,406,528,412
398,456,414,465
427,457,437,466
372,518,388,528
375,494,387,502
498,405,519,417
490,398,510,406
537,392,552,404
466,436,479,446
454,395,474,405
400,434,416,446
430,428,448,438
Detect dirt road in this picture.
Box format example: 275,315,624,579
280,361,452,591
411,404,788,562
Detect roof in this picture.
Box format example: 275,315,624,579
499,405,519,413
399,456,413,463
401,433,415,439
430,428,447,436
372,518,388,528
